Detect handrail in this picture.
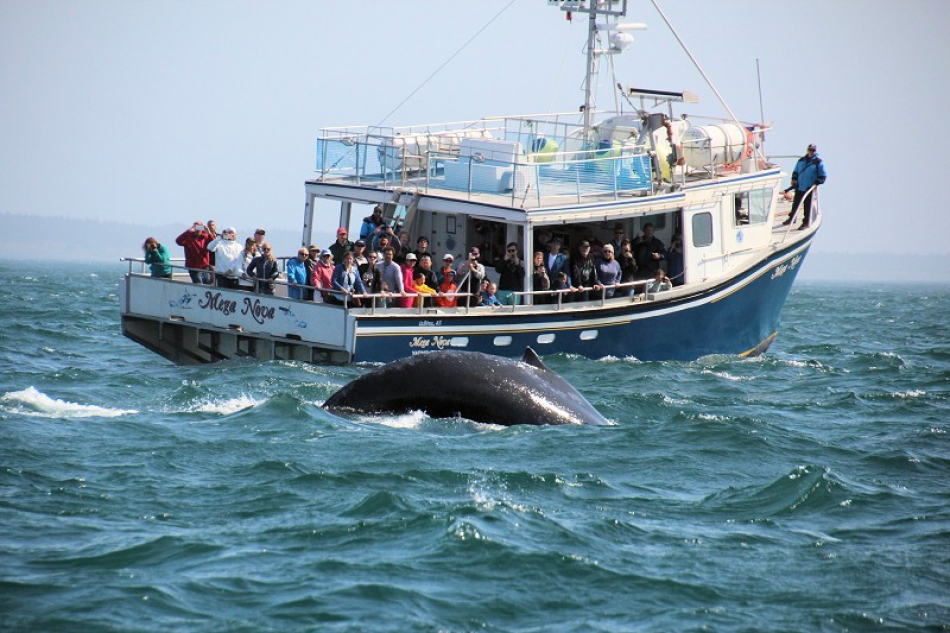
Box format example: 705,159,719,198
780,184,817,241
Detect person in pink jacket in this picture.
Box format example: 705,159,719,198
397,253,418,308
310,250,335,303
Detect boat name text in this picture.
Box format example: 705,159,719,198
198,291,277,324
409,336,452,350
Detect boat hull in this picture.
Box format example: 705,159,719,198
351,237,811,363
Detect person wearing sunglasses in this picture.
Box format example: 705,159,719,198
494,241,524,306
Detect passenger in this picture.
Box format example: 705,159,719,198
667,235,684,287
411,270,438,308
647,269,673,294
545,238,571,286
238,238,258,291
359,205,386,243
532,251,550,305
329,227,353,262
394,230,412,264
782,143,826,230
618,242,639,297
246,242,280,295
536,229,553,254
495,241,525,306
634,222,666,276
352,240,368,273
286,247,310,299
551,271,572,303
374,246,405,307
206,219,218,273
608,224,626,255
361,250,384,307
310,250,334,302
374,233,393,259
415,254,439,295
252,228,266,253
438,253,455,286
206,227,243,289
175,221,213,284
142,237,172,278
456,247,486,308
329,251,365,306
398,253,418,308
479,280,501,307
413,236,434,262
302,244,319,300
595,244,622,299
436,269,458,308
570,240,598,302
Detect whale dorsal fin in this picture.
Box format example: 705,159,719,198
520,347,549,372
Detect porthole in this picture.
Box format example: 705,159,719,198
450,337,469,348
579,330,598,341
493,336,512,347
537,333,556,344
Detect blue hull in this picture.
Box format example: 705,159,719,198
352,238,812,363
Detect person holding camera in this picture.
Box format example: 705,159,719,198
494,241,525,306
456,247,486,307
207,227,243,289
142,237,172,278
175,221,213,284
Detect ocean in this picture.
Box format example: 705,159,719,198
2,262,948,631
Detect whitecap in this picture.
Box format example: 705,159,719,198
185,395,262,415
1,386,136,419
893,390,925,399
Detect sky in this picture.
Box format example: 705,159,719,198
2,0,950,262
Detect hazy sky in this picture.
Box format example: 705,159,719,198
2,0,949,256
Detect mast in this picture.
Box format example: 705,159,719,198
553,0,629,147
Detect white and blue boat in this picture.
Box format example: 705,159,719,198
120,0,820,365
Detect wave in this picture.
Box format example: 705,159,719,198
0,387,136,419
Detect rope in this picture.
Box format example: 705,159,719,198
371,0,519,133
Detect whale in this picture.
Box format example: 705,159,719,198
323,348,609,427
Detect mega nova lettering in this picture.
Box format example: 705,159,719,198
199,291,238,316
409,336,452,350
242,297,277,325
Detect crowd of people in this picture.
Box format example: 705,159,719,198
141,212,681,308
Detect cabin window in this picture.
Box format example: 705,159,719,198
691,212,714,247
733,189,772,227
493,336,513,347
638,214,666,231
579,330,598,341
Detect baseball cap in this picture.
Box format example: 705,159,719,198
579,240,591,248
443,253,454,260
336,228,348,236
405,252,417,261
354,240,365,247
807,144,817,151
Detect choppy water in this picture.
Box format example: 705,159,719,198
2,262,948,631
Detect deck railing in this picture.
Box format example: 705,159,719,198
315,114,655,204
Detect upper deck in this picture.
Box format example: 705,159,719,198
310,110,780,216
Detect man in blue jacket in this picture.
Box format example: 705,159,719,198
783,143,827,230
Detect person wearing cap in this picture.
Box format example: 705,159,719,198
329,227,353,262
438,253,455,286
310,249,334,303
302,245,320,300
571,240,599,302
252,228,266,252
545,238,571,287
175,221,214,284
494,241,525,305
456,247,486,307
397,252,418,308
206,227,244,289
286,247,310,300
353,240,368,273
436,268,458,308
782,143,827,230
609,224,627,256
374,246,405,307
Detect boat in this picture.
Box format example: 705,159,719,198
120,0,821,365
